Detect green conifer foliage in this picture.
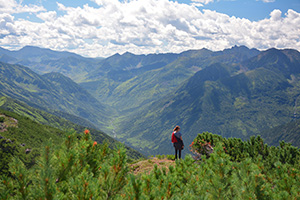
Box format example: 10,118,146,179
0,130,129,199
1,131,300,199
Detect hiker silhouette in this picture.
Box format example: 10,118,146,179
171,125,184,159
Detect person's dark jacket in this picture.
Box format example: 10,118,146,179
174,134,184,150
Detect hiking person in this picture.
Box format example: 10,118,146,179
171,125,184,159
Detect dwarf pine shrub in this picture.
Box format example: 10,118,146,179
0,130,129,199
1,131,299,199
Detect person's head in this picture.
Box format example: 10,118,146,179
173,125,180,132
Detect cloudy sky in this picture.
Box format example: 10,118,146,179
0,0,299,57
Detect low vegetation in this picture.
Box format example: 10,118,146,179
1,131,299,199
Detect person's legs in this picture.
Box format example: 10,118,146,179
175,148,178,159
179,149,181,159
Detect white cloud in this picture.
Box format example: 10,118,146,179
0,0,45,14
270,9,281,21
0,0,299,58
0,14,16,36
256,0,275,3
191,3,204,7
191,0,215,5
92,0,121,6
36,11,57,22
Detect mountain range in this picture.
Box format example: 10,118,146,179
0,61,111,131
0,46,101,82
119,48,300,155
0,45,300,156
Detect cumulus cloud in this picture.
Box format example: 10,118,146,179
0,14,15,37
0,0,299,58
270,9,281,21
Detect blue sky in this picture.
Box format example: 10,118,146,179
16,0,300,22
179,0,300,21
0,0,300,57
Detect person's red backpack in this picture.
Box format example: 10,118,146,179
171,132,178,143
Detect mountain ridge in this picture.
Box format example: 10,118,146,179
1,45,300,156
115,48,300,155
80,45,260,113
0,62,111,131
1,45,87,61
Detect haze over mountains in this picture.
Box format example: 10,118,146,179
1,45,300,156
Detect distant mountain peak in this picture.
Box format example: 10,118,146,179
122,51,135,56
111,53,121,57
264,47,280,53
231,45,247,49
257,48,286,59
225,45,259,52
20,45,43,50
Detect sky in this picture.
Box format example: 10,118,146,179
0,0,300,58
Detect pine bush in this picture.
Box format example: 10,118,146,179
1,131,299,199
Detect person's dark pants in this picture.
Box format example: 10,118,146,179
175,148,181,159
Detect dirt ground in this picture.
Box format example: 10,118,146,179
130,157,176,175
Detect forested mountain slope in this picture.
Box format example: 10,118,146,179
261,118,300,148
1,45,299,157
117,48,300,155
80,46,259,113
0,96,144,160
0,62,111,130
0,107,65,175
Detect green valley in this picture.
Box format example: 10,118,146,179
1,45,300,199
0,62,111,132
0,96,144,176
1,45,300,157
114,48,300,155
0,96,144,160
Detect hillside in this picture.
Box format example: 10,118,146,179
0,46,260,137
116,48,300,156
0,62,111,131
0,96,144,160
0,46,99,82
1,45,300,157
0,108,64,148
0,46,85,62
80,46,259,113
261,119,300,148
0,107,65,175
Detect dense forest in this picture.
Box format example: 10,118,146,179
1,131,299,199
